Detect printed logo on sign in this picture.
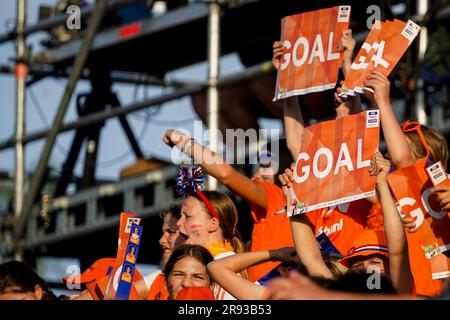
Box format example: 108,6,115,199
401,20,421,42
338,6,351,23
366,110,379,128
125,218,141,233
426,162,447,186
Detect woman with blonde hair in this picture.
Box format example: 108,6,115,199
177,189,248,300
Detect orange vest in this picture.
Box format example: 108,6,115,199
362,201,443,296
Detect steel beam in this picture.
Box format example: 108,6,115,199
0,61,275,152
206,1,221,190
14,0,109,242
0,0,140,44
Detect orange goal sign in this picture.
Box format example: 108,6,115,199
387,158,450,280
292,110,379,213
274,6,351,100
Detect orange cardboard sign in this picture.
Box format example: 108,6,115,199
387,158,450,280
274,6,351,100
292,110,379,213
341,19,420,97
341,21,386,95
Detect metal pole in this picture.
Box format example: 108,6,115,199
14,0,108,242
0,61,274,152
415,0,428,124
14,0,27,261
0,0,140,44
206,0,221,190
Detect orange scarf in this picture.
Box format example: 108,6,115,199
206,241,234,257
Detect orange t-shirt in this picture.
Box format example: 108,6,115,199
146,273,169,300
247,181,295,282
305,199,373,255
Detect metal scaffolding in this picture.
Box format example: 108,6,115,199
1,0,449,262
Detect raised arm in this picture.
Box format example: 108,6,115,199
337,29,362,116
266,270,420,300
365,71,415,168
207,247,298,300
279,165,334,279
283,97,305,159
273,41,305,159
338,29,356,77
370,151,413,294
163,129,268,209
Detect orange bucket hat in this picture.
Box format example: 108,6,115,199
338,229,389,267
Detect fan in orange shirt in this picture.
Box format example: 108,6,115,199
279,152,414,294
163,129,295,283
267,31,373,279
365,71,449,296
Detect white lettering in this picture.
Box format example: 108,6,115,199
293,37,309,67
282,32,343,69
313,148,333,178
334,142,354,175
421,187,447,219
179,305,213,317
308,34,325,64
280,40,292,70
396,197,424,229
327,32,340,60
294,152,310,183
357,139,371,168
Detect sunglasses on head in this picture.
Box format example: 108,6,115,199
401,120,421,132
400,120,430,158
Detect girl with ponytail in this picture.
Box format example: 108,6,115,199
177,190,248,300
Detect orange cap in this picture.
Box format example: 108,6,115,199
338,229,389,267
175,287,215,300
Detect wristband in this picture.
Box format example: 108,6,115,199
181,137,195,155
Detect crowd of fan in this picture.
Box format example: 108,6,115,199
1,29,449,301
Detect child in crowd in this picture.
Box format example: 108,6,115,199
278,151,413,294
163,244,215,300
0,261,58,300
163,129,294,283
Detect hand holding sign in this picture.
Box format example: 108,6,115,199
369,151,391,186
274,6,351,100
277,163,307,217
340,19,421,97
338,29,356,75
427,161,450,212
364,71,391,108
290,110,380,213
387,158,450,280
272,41,285,70
432,185,450,211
